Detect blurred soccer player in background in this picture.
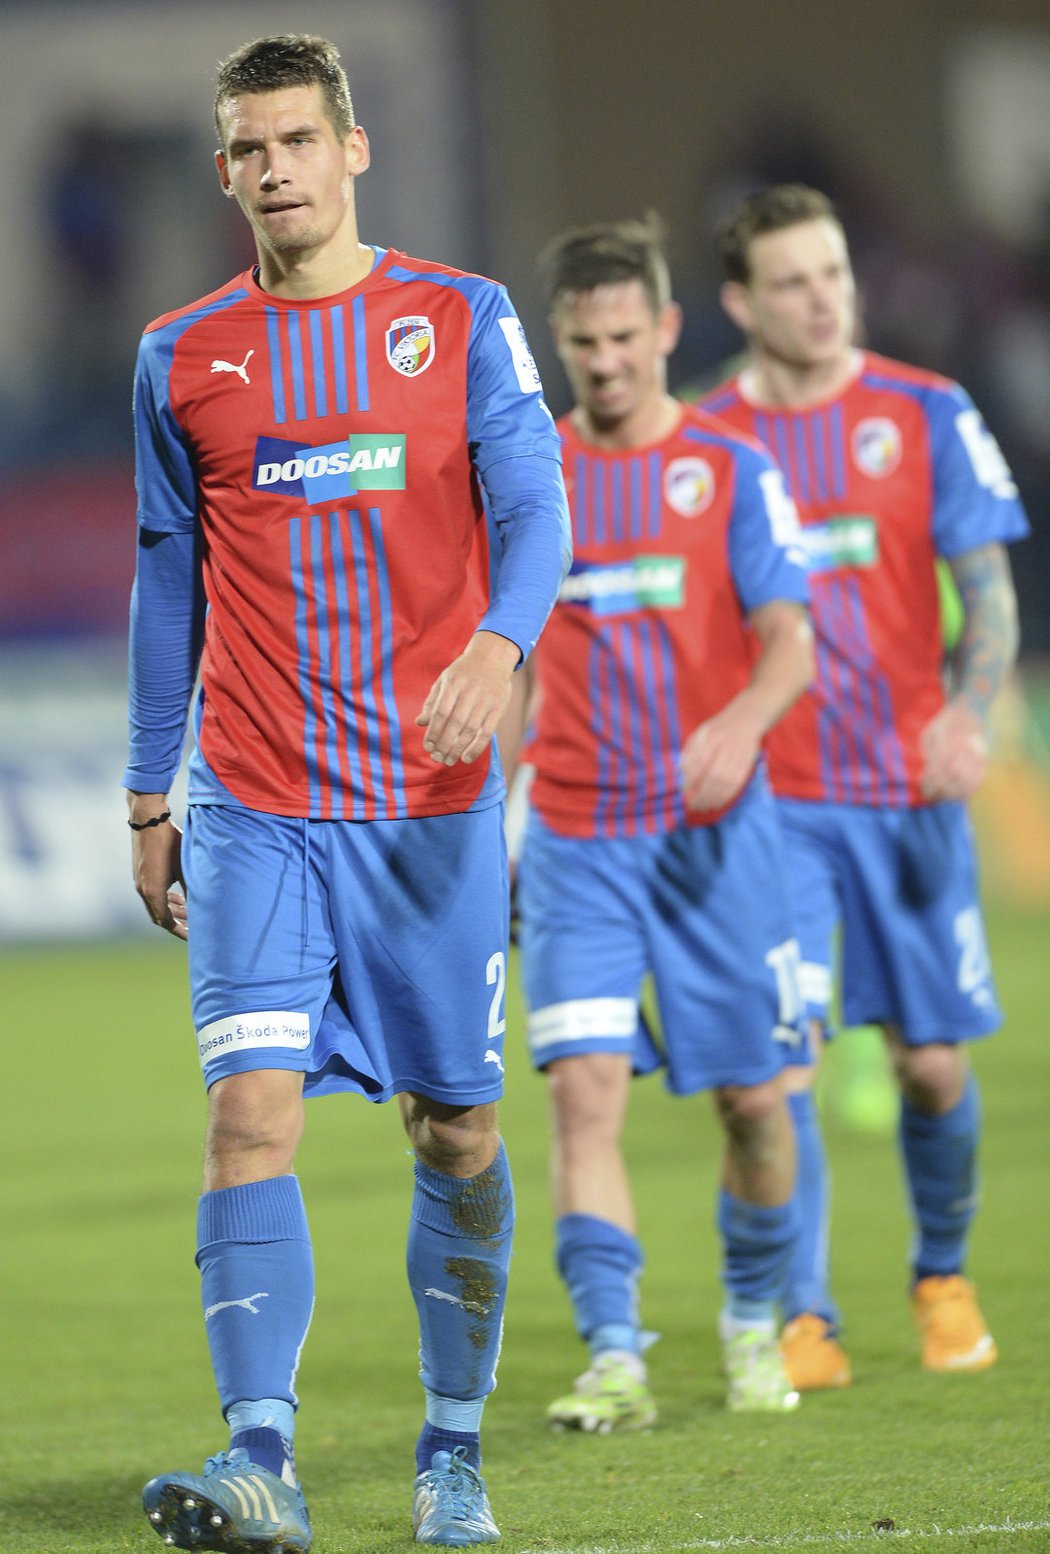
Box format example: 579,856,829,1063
704,184,1028,1391
124,33,569,1551
500,217,814,1427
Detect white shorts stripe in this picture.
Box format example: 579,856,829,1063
528,997,636,1051
196,1011,310,1070
798,961,832,1006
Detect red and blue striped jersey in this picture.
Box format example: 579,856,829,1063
524,406,809,838
127,247,568,820
702,351,1029,807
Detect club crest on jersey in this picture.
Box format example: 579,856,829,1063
253,433,407,501
663,457,715,518
386,316,435,377
852,417,902,478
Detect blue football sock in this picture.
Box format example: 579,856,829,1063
415,1422,481,1474
228,1426,294,1481
900,1072,980,1282
717,1188,797,1323
555,1213,644,1357
783,1090,839,1327
416,1389,485,1472
407,1142,513,1472
197,1176,314,1419
227,1399,297,1480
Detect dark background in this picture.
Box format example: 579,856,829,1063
2,0,1048,939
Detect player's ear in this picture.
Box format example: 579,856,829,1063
720,280,752,333
215,150,235,197
658,301,683,356
346,125,370,176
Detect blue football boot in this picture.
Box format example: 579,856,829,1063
412,1446,500,1546
143,1447,311,1552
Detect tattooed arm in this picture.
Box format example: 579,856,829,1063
920,542,1020,801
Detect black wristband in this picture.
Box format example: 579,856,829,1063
128,810,172,831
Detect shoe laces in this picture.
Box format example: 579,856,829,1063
786,1314,833,1342
924,1279,979,1337
728,1330,786,1382
201,1448,250,1477
576,1351,645,1394
199,1449,302,1503
422,1446,485,1521
728,1328,776,1360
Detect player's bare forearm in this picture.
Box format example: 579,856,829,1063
416,630,522,767
946,543,1020,725
737,599,815,734
127,791,187,939
681,600,812,812
920,545,1019,802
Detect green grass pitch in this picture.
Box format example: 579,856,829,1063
2,903,1048,1553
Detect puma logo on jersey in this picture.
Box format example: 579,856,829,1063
210,349,255,385
484,1049,505,1073
204,1291,269,1320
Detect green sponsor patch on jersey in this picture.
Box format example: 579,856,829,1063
805,515,878,572
634,555,686,606
346,433,406,489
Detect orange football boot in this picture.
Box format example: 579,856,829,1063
912,1275,998,1372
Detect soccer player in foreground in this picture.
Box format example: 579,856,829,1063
124,33,570,1551
703,184,1028,1390
501,217,814,1428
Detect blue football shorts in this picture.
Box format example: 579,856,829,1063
775,796,1002,1049
517,784,806,1096
183,802,510,1102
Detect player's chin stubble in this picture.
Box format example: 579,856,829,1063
252,207,324,255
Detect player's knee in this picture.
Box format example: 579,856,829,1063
547,1054,629,1141
890,1039,968,1113
713,1078,785,1135
204,1070,305,1179
714,1081,791,1181
405,1095,501,1176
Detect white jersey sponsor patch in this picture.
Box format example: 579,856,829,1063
954,408,1018,499
498,316,542,393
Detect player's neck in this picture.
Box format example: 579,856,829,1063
571,393,683,452
254,229,376,302
742,348,862,410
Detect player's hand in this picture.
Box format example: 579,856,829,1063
130,816,188,940
416,631,521,767
920,700,988,802
680,703,762,812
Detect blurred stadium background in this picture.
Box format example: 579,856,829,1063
2,0,1048,940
